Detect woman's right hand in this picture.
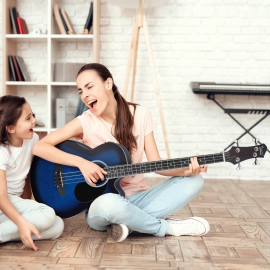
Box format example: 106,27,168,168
77,159,107,186
18,218,41,251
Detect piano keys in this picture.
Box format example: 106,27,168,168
191,82,270,95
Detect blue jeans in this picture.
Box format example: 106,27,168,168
87,175,204,237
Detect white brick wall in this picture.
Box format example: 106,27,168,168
1,0,269,180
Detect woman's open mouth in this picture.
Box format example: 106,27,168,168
89,100,97,109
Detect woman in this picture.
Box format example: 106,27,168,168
33,63,209,242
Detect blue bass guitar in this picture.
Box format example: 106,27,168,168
30,140,267,218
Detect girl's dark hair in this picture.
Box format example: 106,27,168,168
77,63,137,154
0,95,26,145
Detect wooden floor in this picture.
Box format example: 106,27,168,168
1,178,270,270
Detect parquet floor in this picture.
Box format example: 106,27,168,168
1,178,270,270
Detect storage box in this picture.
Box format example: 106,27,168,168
54,63,86,82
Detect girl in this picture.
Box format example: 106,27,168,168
33,63,209,243
0,95,64,251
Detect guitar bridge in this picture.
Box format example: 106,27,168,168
54,164,66,196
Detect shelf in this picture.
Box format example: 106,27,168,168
34,127,48,133
3,0,100,133
5,34,94,42
6,81,48,86
5,34,48,41
51,34,94,41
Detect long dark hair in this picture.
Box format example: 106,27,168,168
77,63,137,154
0,95,26,145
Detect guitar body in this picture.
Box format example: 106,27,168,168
30,140,131,218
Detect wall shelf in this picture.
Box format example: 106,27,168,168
3,0,100,133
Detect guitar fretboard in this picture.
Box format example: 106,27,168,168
105,153,224,179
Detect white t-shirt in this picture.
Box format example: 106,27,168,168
0,133,39,196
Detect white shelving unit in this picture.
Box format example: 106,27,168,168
3,0,100,133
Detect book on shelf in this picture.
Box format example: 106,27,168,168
59,8,69,34
16,56,31,81
61,8,75,34
83,1,93,34
53,4,66,34
8,55,31,81
17,17,29,34
8,56,17,81
9,7,29,35
11,56,24,81
9,7,19,34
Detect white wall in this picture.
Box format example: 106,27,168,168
1,0,270,180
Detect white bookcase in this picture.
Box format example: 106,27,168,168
3,0,100,133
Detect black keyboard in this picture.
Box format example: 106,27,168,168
191,82,270,95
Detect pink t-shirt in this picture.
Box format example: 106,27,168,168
77,105,154,196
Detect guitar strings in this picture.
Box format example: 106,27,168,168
56,153,246,180
52,152,253,184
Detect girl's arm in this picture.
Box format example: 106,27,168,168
32,118,106,185
144,132,207,176
0,170,40,251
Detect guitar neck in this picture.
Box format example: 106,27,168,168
105,152,225,179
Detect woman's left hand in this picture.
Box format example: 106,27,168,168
183,157,208,176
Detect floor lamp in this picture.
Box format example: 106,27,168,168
111,0,170,158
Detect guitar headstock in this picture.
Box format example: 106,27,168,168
225,144,268,164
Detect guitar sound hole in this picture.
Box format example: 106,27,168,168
75,183,107,203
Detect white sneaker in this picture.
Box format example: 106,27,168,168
166,216,210,236
108,223,130,242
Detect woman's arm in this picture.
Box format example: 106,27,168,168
0,170,40,250
144,132,207,176
32,118,107,185
33,118,84,166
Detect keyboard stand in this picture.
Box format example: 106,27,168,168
207,94,270,153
